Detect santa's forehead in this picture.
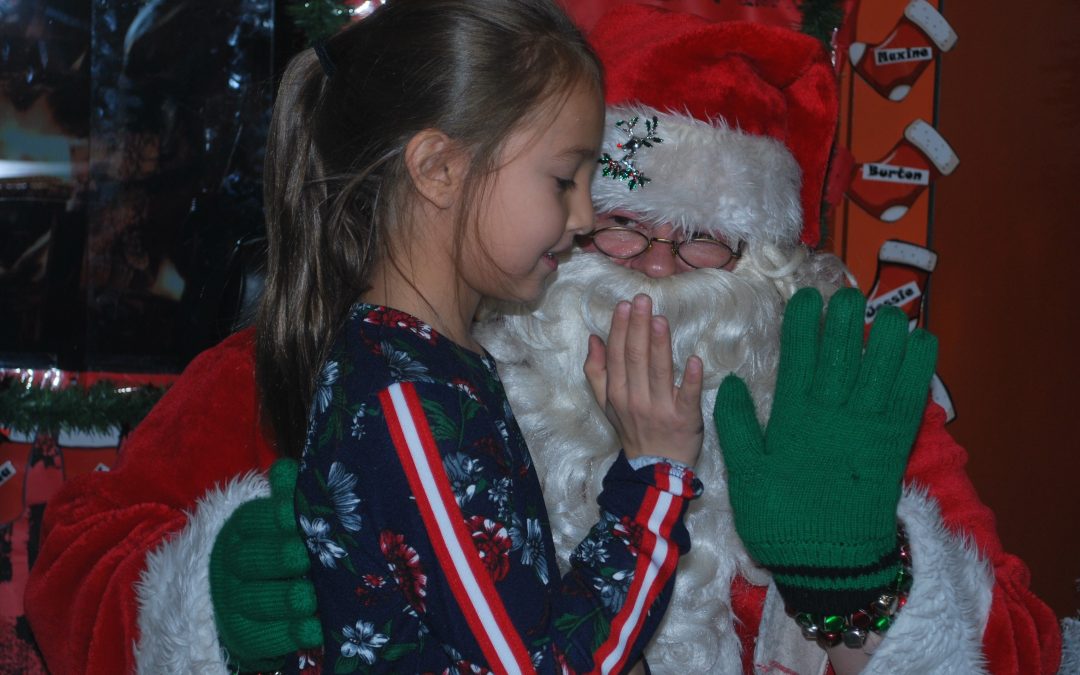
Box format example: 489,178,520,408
591,105,803,247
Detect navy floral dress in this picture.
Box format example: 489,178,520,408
295,304,702,674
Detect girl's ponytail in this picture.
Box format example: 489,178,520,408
256,49,333,458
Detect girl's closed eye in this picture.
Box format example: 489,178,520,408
556,177,577,191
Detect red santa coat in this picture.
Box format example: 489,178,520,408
23,330,1063,674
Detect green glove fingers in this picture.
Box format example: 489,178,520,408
269,456,300,495
713,374,766,473
235,578,317,621
811,287,867,406
226,534,310,576
219,492,289,535
775,287,823,402
219,617,322,674
850,305,909,413
210,458,323,671
713,286,939,616
221,580,322,663
891,327,938,421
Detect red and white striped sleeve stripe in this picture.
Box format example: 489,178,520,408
591,464,684,675
380,382,534,675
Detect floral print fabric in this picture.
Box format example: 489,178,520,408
296,304,701,674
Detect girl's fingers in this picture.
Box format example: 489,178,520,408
648,315,675,402
623,294,653,403
583,334,609,410
675,355,704,416
605,300,632,401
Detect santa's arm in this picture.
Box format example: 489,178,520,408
24,330,278,675
863,403,1062,674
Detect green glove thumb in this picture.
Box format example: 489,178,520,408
713,374,766,476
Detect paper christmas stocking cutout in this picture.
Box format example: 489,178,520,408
849,0,958,101
848,119,958,222
864,239,937,336
930,373,957,423
862,241,956,423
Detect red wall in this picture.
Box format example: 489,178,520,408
930,0,1080,618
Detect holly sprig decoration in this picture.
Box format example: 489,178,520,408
0,378,167,436
598,116,663,191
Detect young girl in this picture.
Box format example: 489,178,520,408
256,1,705,672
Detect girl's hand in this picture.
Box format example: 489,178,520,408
584,294,704,466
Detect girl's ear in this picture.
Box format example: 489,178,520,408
404,129,467,210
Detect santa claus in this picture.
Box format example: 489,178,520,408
477,8,1060,673
24,4,1063,675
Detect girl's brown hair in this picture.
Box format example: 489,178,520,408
257,0,603,457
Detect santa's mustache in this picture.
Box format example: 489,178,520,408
482,248,788,395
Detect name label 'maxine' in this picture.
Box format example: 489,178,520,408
875,46,933,65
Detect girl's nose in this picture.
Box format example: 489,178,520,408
566,189,595,236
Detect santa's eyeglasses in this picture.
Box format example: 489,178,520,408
584,226,744,269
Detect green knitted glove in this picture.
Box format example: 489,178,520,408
209,458,323,671
714,287,937,615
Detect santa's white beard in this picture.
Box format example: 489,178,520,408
476,244,846,674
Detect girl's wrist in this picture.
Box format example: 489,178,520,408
627,454,693,472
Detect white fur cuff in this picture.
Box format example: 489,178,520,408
862,485,994,674
134,472,270,675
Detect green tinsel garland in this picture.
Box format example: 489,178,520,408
0,379,168,437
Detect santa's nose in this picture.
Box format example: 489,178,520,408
626,222,680,278
625,239,678,278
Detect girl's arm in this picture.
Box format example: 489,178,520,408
296,373,700,674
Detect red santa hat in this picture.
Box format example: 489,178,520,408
588,5,839,248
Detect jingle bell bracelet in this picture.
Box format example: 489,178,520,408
787,532,913,650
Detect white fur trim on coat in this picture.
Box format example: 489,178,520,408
1060,617,1080,675
134,472,270,675
592,105,803,246
862,484,993,674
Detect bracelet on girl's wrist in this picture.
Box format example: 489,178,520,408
786,528,913,649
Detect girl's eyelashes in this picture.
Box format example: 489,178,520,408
556,177,577,191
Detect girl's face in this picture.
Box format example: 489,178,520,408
462,80,604,303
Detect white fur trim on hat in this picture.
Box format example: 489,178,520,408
592,104,803,247
134,471,269,675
